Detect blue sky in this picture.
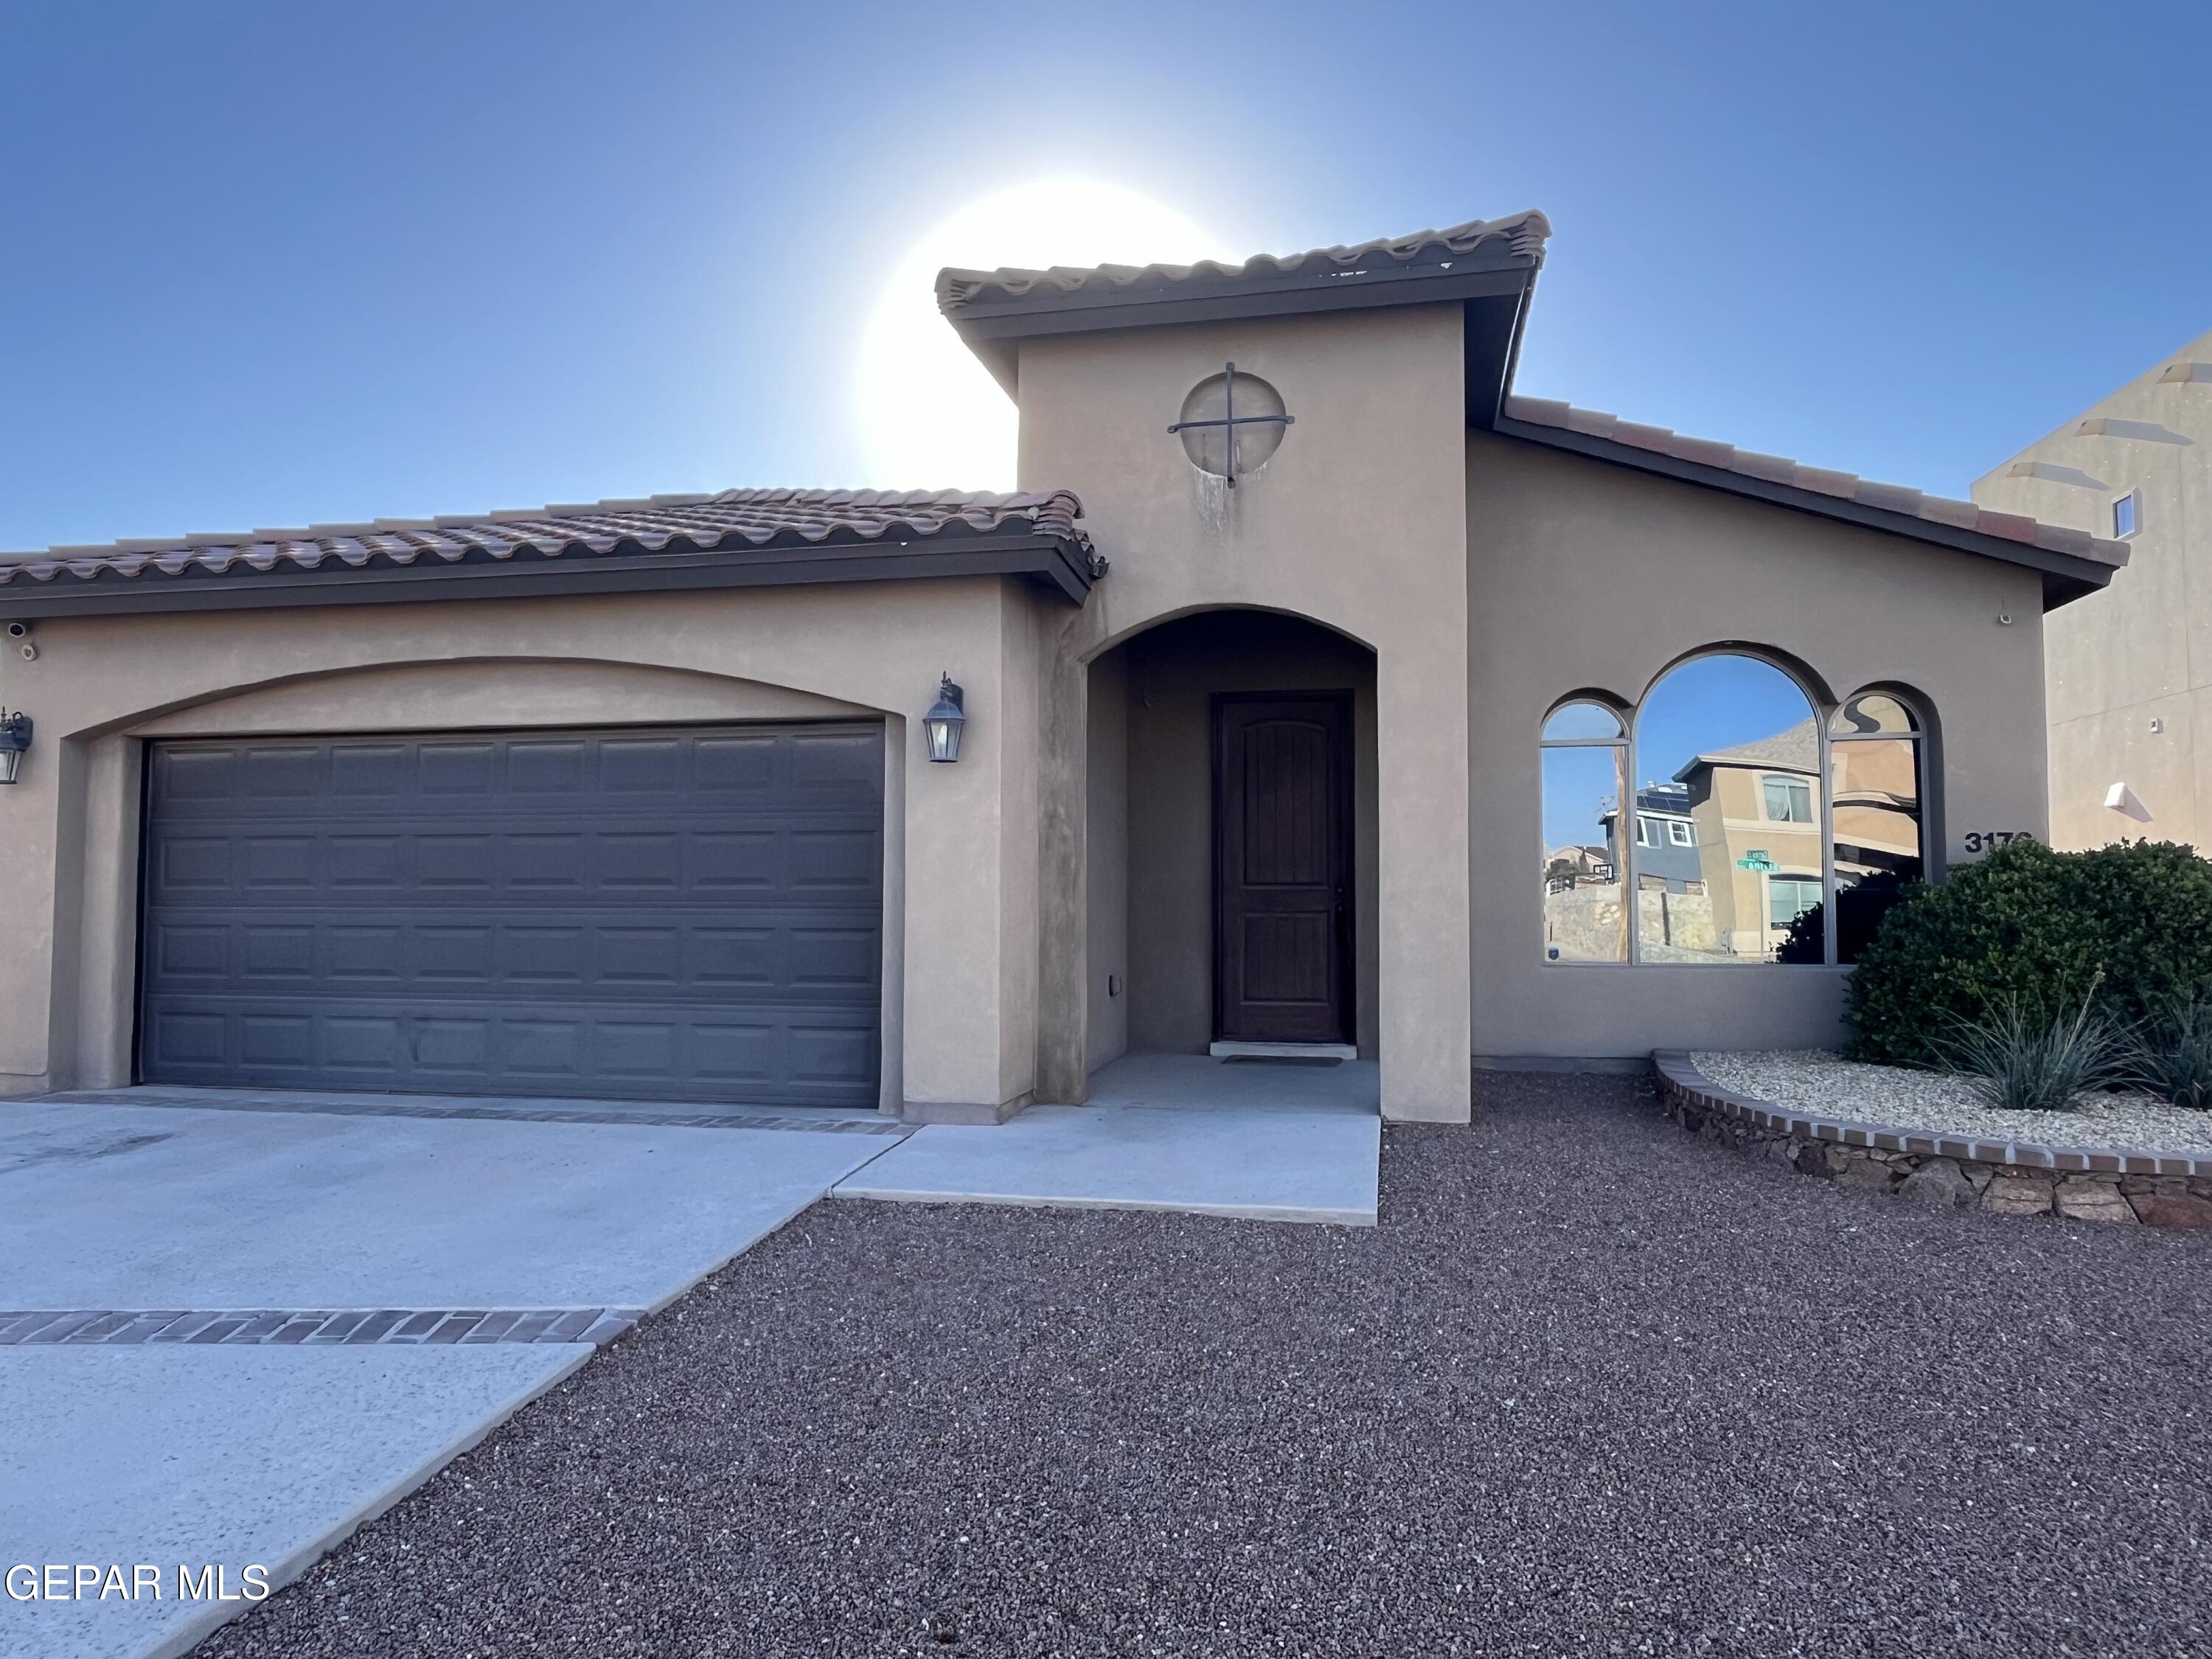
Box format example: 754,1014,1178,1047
3,0,2208,552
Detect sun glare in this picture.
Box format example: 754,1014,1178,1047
858,178,1225,492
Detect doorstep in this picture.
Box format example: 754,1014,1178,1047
1207,1040,1358,1061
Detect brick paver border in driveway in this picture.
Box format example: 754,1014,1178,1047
0,1307,641,1347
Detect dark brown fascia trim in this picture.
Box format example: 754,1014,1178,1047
951,263,1536,396
1489,416,2116,611
0,532,1099,620
1462,278,1540,431
1493,274,1540,427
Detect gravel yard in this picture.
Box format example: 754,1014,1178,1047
1696,1048,2212,1153
197,1071,2212,1659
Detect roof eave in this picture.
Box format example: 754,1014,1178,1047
947,257,1541,400
1490,415,2124,611
0,529,1102,620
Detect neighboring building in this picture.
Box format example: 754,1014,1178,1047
1601,785,1703,894
0,209,2127,1116
1975,330,2211,850
1543,844,1615,890
1677,723,1825,959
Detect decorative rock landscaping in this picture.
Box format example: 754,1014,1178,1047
1654,1051,2212,1228
1695,1048,2212,1152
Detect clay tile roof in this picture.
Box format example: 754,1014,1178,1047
0,487,1089,589
936,211,1552,314
1500,395,2129,602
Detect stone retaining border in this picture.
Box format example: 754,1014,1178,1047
1651,1051,2212,1228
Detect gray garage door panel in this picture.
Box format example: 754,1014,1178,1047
139,724,886,1107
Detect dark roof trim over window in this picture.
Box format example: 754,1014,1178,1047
0,488,1104,619
938,213,1552,418
1493,399,2129,611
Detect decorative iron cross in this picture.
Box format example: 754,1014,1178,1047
1166,361,1295,487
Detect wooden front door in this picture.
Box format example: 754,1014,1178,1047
1214,692,1354,1044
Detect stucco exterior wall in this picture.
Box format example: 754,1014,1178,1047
0,578,1044,1117
1018,305,1472,1121
1468,434,2050,1060
1972,330,2212,851
1083,647,1130,1072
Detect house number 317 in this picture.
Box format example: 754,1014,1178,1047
1961,830,2034,855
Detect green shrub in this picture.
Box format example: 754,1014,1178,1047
2126,990,2212,1110
1932,981,2129,1111
1844,839,2212,1066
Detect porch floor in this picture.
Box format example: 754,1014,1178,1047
832,1052,1380,1225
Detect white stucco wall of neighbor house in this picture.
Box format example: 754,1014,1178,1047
1017,304,1474,1122
1972,329,2212,852
0,577,1048,1120
1466,434,2053,1061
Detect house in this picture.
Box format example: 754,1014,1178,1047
1543,844,1615,894
0,211,2129,1123
1972,329,2211,850
1599,785,1702,891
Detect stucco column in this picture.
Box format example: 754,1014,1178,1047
1031,637,1090,1104
901,585,1046,1122
899,691,1018,1119
0,731,76,1093
1376,645,1472,1123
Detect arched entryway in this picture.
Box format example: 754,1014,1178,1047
1082,609,1380,1077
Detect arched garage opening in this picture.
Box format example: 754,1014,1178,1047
93,658,901,1111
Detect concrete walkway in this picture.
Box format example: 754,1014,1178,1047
835,1052,1382,1224
0,1090,906,1659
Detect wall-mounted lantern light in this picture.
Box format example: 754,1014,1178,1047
923,675,966,764
0,710,31,786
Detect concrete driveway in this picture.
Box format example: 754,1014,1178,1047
0,1088,908,1659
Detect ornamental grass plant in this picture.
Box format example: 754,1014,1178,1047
1930,976,2129,1113
2126,990,2212,1111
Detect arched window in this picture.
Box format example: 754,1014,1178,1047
1539,700,1628,962
1632,654,1820,964
1540,659,1937,965
1828,692,1925,963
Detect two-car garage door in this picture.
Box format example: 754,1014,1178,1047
138,723,886,1109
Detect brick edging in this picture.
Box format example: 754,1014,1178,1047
1649,1051,2212,1228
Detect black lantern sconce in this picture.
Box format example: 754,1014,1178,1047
0,709,31,786
923,675,966,764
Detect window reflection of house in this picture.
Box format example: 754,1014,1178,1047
1542,843,1615,894
1674,721,1826,960
1598,786,1703,893
1672,716,1924,961
1830,737,1923,883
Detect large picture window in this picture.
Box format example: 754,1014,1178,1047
1539,656,1933,966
